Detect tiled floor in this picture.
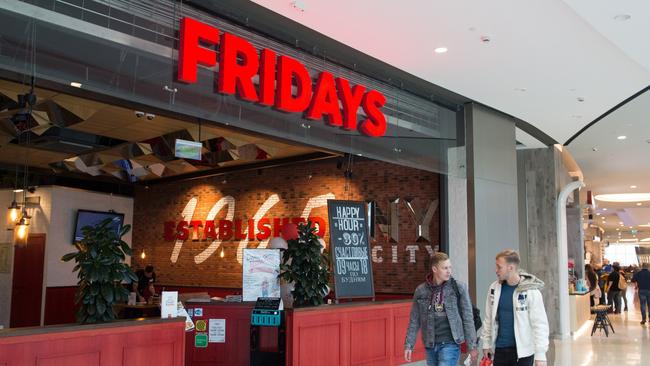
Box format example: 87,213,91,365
404,290,650,365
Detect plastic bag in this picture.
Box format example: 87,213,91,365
479,355,492,366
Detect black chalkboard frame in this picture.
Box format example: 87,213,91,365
327,199,375,300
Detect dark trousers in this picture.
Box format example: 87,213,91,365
608,290,621,313
493,347,534,366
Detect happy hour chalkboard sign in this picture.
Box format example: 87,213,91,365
327,200,375,299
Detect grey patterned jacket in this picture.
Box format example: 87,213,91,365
404,275,477,350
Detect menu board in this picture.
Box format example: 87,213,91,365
327,200,374,299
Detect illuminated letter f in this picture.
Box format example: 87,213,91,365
178,17,219,83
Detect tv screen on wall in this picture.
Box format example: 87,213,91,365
73,209,125,244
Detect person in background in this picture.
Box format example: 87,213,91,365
132,265,156,302
481,250,549,366
632,262,650,325
595,264,607,305
606,263,622,313
602,259,613,273
618,263,629,311
405,252,478,366
585,264,600,307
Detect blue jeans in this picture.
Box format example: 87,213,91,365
425,342,460,366
640,289,650,321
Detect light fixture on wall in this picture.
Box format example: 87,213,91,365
6,199,21,227
14,212,30,246
140,249,146,260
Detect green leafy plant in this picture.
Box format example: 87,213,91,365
61,218,137,324
278,221,330,307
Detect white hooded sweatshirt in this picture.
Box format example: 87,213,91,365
480,271,550,361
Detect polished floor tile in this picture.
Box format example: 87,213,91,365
404,290,650,365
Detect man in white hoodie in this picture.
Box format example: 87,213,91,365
481,250,549,366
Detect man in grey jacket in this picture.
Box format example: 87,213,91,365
405,252,478,366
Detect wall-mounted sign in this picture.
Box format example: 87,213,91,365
178,17,387,137
164,216,326,242
327,200,374,299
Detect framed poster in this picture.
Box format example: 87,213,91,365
327,200,375,299
0,243,11,273
242,249,281,302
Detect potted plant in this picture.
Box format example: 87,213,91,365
62,218,137,324
278,221,330,307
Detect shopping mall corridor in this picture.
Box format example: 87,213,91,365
405,289,650,365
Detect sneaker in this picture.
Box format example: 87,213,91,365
641,321,646,325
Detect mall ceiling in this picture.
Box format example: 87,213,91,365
248,0,650,243
0,79,322,184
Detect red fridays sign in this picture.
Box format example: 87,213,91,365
177,17,388,137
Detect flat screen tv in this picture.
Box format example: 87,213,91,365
73,209,125,244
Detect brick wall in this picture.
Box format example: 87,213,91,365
132,158,440,293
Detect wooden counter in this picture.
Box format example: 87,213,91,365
183,299,424,366
288,299,424,366
0,317,185,366
569,292,592,334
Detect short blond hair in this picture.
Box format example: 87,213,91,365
496,250,520,266
431,252,449,267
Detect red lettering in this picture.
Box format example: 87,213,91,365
189,220,203,240
308,216,327,237
336,78,365,130
218,220,233,240
234,219,246,240
178,17,219,84
258,49,276,107
305,72,342,126
273,218,282,237
164,221,176,241
204,220,217,240
257,218,272,240
218,33,259,102
275,55,312,113
359,90,387,137
176,221,190,241
247,219,255,240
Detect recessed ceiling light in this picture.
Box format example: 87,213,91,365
637,203,643,206
617,135,627,140
434,47,448,54
630,226,633,228
631,185,638,189
596,193,650,202
70,82,82,88
614,14,631,21
603,208,608,211
619,222,624,224
616,228,620,231
13,189,23,193
596,213,601,216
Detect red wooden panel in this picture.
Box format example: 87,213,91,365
11,234,45,328
298,323,342,366
123,343,174,366
37,352,100,366
0,319,185,366
44,287,78,325
350,317,389,365
393,309,425,362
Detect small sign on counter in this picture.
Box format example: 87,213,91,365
209,319,226,343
